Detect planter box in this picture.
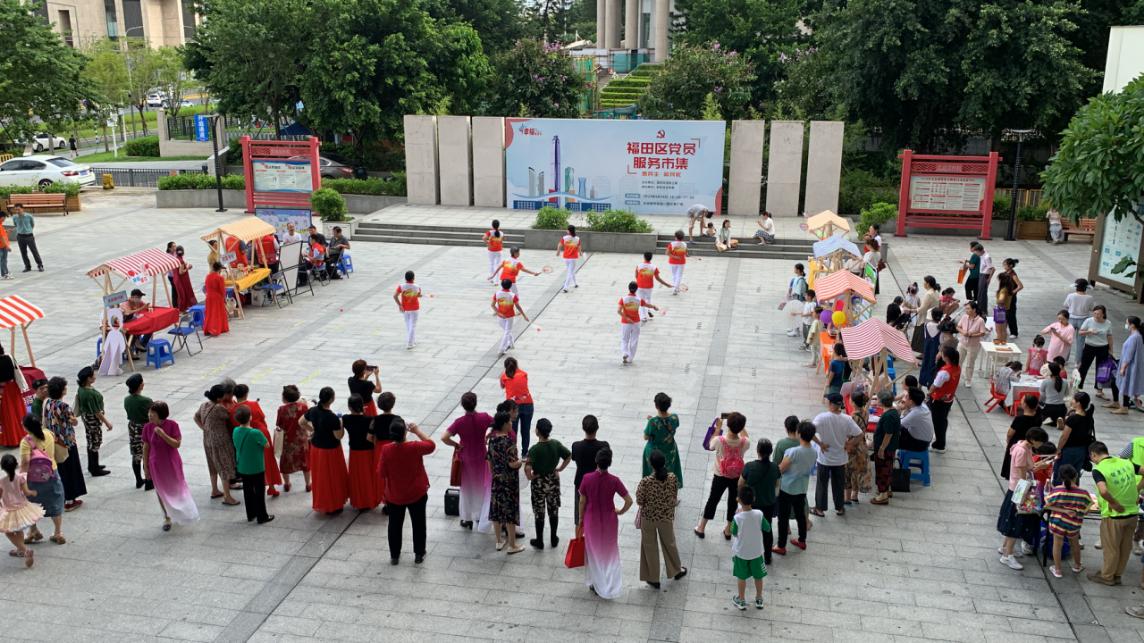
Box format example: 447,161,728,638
1016,220,1048,240
523,228,657,255
66,194,81,212
155,190,404,214
321,218,358,239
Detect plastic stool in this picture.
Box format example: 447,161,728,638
146,338,175,369
340,252,354,274
897,450,932,487
187,304,206,330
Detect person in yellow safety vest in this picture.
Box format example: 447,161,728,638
1087,441,1144,586
1121,436,1144,556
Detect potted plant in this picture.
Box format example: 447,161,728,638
1015,202,1050,240
311,187,355,238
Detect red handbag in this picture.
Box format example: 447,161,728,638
564,536,585,568
449,451,462,487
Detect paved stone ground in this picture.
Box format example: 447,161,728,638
0,192,1141,642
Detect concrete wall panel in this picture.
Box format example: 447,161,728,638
471,117,506,207
727,120,765,216
803,121,845,216
403,115,439,205
437,116,472,206
765,121,805,217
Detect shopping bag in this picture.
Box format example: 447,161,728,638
1095,355,1117,387
957,267,966,284
891,468,911,493
1013,478,1039,514
449,451,462,487
564,536,586,568
993,306,1007,325
701,419,717,451
273,428,284,458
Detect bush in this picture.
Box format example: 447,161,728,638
839,169,898,215
587,209,653,233
311,187,347,222
1017,202,1050,221
0,183,81,200
320,175,403,196
992,193,1012,219
858,202,898,235
533,206,569,230
124,135,160,157
157,173,245,190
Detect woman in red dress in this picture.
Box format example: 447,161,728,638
348,359,381,416
232,384,283,497
343,395,381,511
275,385,310,492
300,386,348,514
203,262,229,337
172,246,198,312
0,346,25,447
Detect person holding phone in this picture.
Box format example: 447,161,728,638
348,359,382,416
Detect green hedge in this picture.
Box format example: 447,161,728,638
587,209,653,233
311,188,348,222
124,135,160,157
0,182,82,200
157,173,406,196
838,169,898,214
532,206,569,230
157,173,245,190
858,202,897,234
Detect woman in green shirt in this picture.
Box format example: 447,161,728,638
642,392,682,489
75,367,113,477
123,374,153,489
232,406,273,525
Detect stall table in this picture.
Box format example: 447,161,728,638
224,268,272,319
981,341,1021,377
122,306,180,370
1005,375,1042,415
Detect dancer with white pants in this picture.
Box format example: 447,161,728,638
557,225,582,292
492,279,529,356
393,271,422,349
484,220,505,281
619,281,658,364
635,251,672,322
490,247,540,294
666,231,688,295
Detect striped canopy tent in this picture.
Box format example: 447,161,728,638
814,270,876,323
840,318,916,395
200,218,276,269
86,248,180,306
812,233,861,274
0,295,45,367
805,210,851,240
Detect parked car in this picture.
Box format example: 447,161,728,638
289,155,353,179
0,155,95,189
19,133,68,153
146,93,166,108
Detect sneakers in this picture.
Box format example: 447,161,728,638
999,554,1024,570
771,546,787,556
731,596,747,611
786,329,798,337
790,539,807,550
997,546,1024,558
1020,542,1035,556
754,598,764,610
1049,565,1063,578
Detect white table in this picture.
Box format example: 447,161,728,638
980,342,1021,377
1004,375,1043,410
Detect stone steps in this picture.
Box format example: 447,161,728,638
656,236,813,260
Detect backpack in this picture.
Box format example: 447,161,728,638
719,436,745,478
24,436,53,483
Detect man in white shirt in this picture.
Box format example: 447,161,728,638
281,222,305,244
686,204,712,241
812,393,863,516
974,243,994,311
898,387,934,452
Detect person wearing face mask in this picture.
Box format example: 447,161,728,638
1110,317,1144,414
171,245,197,312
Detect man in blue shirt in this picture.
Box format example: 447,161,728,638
10,204,43,273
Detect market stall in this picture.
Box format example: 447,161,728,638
87,248,182,371
201,218,277,320
811,233,862,276
814,270,876,324
806,210,852,240
839,318,917,395
0,295,45,369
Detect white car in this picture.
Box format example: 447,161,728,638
146,93,165,108
0,155,95,189
28,133,67,153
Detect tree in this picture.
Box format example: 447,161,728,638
156,47,190,117
639,44,756,121
1042,75,1144,223
427,0,526,52
485,39,584,117
672,0,805,112
184,0,310,133
119,40,169,136
0,0,93,145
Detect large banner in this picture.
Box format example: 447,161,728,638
1096,212,1144,287
504,118,726,215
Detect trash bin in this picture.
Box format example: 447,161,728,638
102,173,114,190
353,166,368,180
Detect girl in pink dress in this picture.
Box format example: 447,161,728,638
142,402,199,531
0,454,43,567
576,448,633,599
442,392,493,534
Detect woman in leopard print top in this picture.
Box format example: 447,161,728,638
636,449,687,588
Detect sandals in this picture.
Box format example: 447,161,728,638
162,519,172,532
221,498,241,506
210,492,224,499
496,541,506,551
8,549,23,557
49,535,66,545
809,508,826,517
693,528,705,539
506,545,525,555
26,532,43,544
24,549,33,568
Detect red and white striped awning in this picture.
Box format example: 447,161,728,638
840,318,917,363
813,271,876,304
86,248,181,279
0,295,45,330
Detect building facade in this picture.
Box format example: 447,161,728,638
33,0,198,48
596,0,674,62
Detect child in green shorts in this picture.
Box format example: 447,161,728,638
730,486,769,610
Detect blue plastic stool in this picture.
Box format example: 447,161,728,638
339,253,354,275
897,450,932,487
146,338,175,369
187,304,206,330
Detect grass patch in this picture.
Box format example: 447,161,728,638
75,151,207,163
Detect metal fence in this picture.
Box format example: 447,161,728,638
89,167,206,188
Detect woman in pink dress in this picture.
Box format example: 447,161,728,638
441,392,493,533
142,401,199,531
1041,309,1076,364
172,246,197,312
576,448,633,599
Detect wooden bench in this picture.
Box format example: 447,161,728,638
903,214,984,231
1061,217,1096,242
4,193,68,216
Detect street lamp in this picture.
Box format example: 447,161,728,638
211,114,226,213
1004,129,1035,241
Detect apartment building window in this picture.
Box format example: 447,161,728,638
123,0,145,40
58,10,74,47
106,0,119,39
182,0,197,39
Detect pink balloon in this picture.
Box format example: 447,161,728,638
834,300,845,311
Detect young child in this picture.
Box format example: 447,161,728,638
803,305,825,365
1043,464,1093,578
730,486,769,610
0,454,43,568
939,288,961,316
799,290,817,342
994,360,1023,402
1040,355,1068,379
845,392,871,504
1027,336,1049,374
524,418,571,550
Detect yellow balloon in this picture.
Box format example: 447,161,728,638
831,311,847,327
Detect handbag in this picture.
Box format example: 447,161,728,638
564,536,586,568
993,305,1007,325
701,419,717,451
891,467,911,493
1095,355,1117,386
273,428,284,458
634,507,642,529
1012,478,1038,514
449,451,462,487
54,440,70,464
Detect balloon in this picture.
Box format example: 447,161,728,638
834,300,845,311
820,310,833,326
832,311,847,327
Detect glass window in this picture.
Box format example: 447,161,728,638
181,0,197,39
47,158,77,168
123,0,144,40
57,10,74,47
106,0,119,39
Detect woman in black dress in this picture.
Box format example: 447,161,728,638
348,359,382,416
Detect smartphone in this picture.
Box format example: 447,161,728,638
367,365,379,372
720,412,730,419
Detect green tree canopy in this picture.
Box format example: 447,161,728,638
0,0,93,142
427,0,525,52
639,45,756,121
1042,75,1144,222
485,39,585,117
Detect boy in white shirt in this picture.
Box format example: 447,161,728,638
730,486,769,610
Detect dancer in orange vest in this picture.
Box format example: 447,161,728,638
556,225,582,293
392,271,422,350
635,251,672,322
483,220,505,282
492,279,530,356
665,231,689,295
619,281,659,365
490,248,540,294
